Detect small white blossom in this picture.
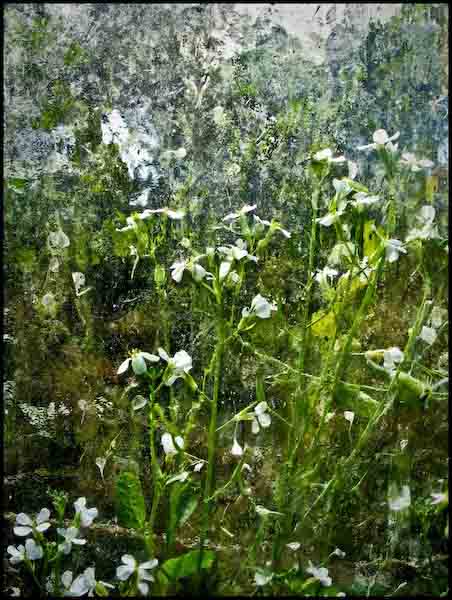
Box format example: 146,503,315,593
344,411,355,426
315,266,339,287
348,160,358,180
286,542,301,551
14,509,51,537
254,570,273,586
406,205,439,242
95,457,107,481
7,539,43,564
167,471,190,484
253,215,291,238
231,437,244,457
316,208,345,227
330,547,346,558
385,239,407,263
116,216,138,232
117,350,160,376
57,527,86,554
399,152,434,172
223,204,257,222
170,259,188,282
252,401,272,434
353,192,380,207
255,505,283,517
242,294,277,320
158,348,192,386
140,207,185,220
383,347,404,376
48,228,70,250
313,148,346,163
388,484,411,511
419,325,437,346
116,554,158,595
430,492,447,505
306,561,332,587
161,432,184,456
74,497,98,528
69,566,114,597
357,129,400,152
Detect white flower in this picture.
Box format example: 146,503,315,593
161,432,184,456
14,508,51,537
348,160,358,180
170,259,188,282
353,192,380,207
218,239,257,263
72,272,91,297
191,262,208,282
7,539,43,564
406,205,439,242
383,347,404,375
68,566,114,597
388,484,411,511
255,505,284,517
223,204,257,222
306,561,332,587
158,348,192,386
286,542,301,551
95,457,107,481
117,350,160,376
48,228,70,250
385,239,407,263
357,129,400,152
231,437,244,457
344,411,355,426
252,401,272,434
242,294,277,320
74,497,98,528
57,527,86,554
399,152,434,172
193,461,204,472
313,148,346,163
130,189,150,208
315,266,339,287
140,207,185,220
116,216,138,232
330,547,346,558
132,395,148,411
254,569,273,586
116,555,158,595
253,215,291,238
316,208,345,227
418,325,437,346
430,492,447,505
167,471,190,485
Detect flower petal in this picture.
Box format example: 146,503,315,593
258,412,271,428
14,526,32,537
36,508,51,524
16,513,33,527
140,352,160,363
117,358,131,375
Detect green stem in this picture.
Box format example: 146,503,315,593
198,304,225,578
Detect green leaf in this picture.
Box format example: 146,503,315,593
115,471,146,529
167,483,198,551
159,549,216,582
